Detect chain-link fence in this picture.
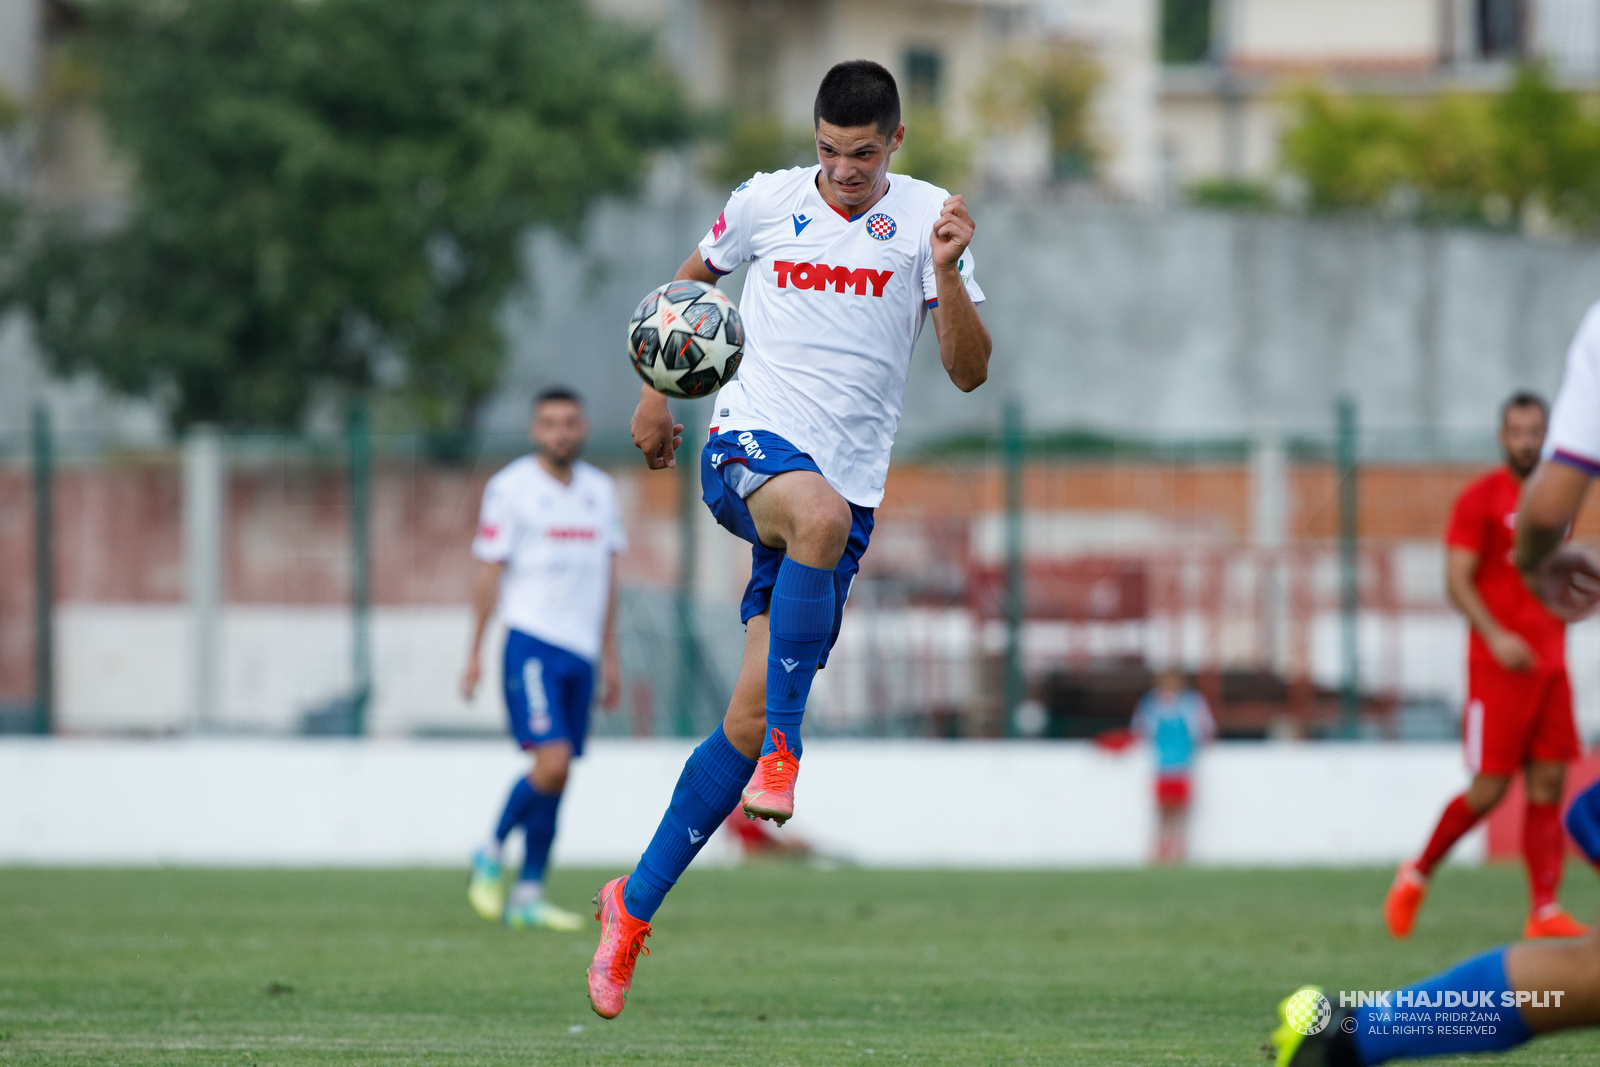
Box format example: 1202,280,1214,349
4,409,1596,743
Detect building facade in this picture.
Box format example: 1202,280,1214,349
1161,0,1600,188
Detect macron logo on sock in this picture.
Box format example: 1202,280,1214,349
687,828,704,845
781,658,799,673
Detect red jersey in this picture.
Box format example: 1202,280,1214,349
1444,467,1566,670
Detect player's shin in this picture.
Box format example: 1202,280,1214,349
519,786,562,888
1524,801,1566,913
494,777,539,852
761,557,836,761
623,725,756,921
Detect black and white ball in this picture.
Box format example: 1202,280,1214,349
627,280,744,399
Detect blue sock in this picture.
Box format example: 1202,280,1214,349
494,777,537,844
1351,946,1532,1065
623,725,755,921
519,786,562,884
762,557,835,760
1564,779,1600,865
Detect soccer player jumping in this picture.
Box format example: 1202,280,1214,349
1271,304,1600,1066
461,388,626,930
1384,392,1588,941
585,60,991,1018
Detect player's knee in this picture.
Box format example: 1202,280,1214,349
530,748,572,793
1526,762,1566,804
791,493,851,566
1467,774,1511,813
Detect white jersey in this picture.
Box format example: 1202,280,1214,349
1546,300,1600,475
697,166,984,507
471,457,626,660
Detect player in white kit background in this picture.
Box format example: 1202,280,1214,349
585,60,993,1019
460,388,625,931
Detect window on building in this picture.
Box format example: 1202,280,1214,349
1478,0,1524,58
1162,0,1212,64
906,49,942,108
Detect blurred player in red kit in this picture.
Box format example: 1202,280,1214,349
1384,392,1587,941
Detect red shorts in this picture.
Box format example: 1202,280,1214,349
1155,773,1191,810
1464,662,1580,776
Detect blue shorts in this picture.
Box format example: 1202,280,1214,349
502,630,593,754
701,429,874,666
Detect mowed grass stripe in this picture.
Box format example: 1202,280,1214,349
0,865,1594,1065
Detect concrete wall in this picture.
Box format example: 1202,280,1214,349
0,738,1485,868
8,204,1600,449
488,201,1600,449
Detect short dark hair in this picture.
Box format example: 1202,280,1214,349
814,60,901,138
1501,391,1548,422
533,386,582,408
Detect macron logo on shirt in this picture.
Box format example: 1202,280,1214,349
792,213,812,235
774,261,894,296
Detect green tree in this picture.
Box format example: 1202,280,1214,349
978,42,1103,183
9,0,687,430
1280,65,1600,230
891,107,972,190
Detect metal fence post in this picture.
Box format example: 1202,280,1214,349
183,425,225,730
1337,397,1360,738
31,404,53,736
673,410,702,738
348,399,372,735
1002,398,1025,736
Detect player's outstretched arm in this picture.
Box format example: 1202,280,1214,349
629,253,722,469
929,195,991,393
1516,460,1600,620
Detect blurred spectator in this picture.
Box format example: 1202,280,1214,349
1132,668,1216,865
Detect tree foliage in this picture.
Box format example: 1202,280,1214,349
9,0,687,430
1281,65,1600,230
890,107,972,190
978,42,1103,183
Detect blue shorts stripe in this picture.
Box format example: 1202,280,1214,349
502,630,594,754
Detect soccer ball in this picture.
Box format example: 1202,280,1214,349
626,280,744,399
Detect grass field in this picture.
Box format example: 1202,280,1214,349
0,863,1596,1065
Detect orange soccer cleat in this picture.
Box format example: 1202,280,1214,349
1523,905,1590,939
1384,861,1430,940
586,876,652,1019
741,728,800,826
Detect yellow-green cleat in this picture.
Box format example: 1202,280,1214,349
504,896,584,931
467,847,507,922
1268,985,1356,1067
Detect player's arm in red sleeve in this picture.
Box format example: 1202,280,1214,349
1444,485,1535,671
1517,461,1600,620
1446,547,1534,670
